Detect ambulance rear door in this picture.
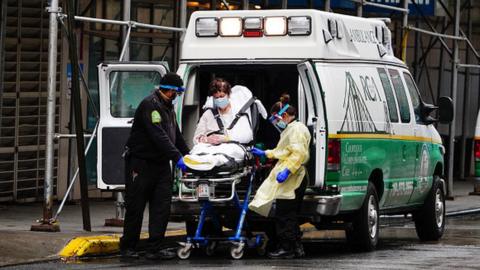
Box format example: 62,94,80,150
298,61,328,188
97,62,168,190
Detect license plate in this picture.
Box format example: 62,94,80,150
197,184,209,198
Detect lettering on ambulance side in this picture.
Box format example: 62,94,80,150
391,181,413,197
341,142,367,177
348,29,377,44
340,185,367,193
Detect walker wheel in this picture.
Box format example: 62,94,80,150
177,244,192,260
205,241,217,256
230,242,245,260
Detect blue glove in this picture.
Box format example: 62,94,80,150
251,147,266,157
176,157,187,172
276,168,291,183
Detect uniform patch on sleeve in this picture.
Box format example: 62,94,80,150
151,110,161,124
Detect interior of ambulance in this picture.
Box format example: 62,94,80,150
182,64,300,150
180,63,318,188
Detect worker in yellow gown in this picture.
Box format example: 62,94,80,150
249,94,311,259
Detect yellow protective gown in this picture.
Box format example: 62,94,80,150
249,121,311,217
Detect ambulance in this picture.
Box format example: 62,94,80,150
96,9,453,251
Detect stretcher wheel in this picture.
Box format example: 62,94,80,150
230,242,245,260
205,241,217,256
177,245,192,260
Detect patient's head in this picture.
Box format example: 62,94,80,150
269,93,297,130
209,78,232,110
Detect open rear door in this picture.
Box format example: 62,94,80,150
297,61,328,188
97,62,168,190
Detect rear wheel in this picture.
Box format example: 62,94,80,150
346,182,379,251
413,176,445,241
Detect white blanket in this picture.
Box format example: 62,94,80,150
184,143,247,171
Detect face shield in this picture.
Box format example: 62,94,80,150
268,104,290,132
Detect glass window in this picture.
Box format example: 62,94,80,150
109,71,162,117
403,72,423,124
388,69,411,123
377,68,399,123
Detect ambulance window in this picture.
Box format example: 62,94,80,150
109,71,162,117
388,69,411,123
402,72,423,124
377,68,399,123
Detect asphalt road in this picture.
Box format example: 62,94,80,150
4,214,480,270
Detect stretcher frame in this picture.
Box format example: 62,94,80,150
177,164,265,259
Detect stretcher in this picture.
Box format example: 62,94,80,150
176,144,266,259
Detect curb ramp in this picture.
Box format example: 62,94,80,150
59,230,186,259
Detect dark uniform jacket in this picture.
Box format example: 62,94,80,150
126,91,189,163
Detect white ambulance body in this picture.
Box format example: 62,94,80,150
97,9,453,251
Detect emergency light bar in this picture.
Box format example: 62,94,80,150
243,17,263,37
264,17,287,36
288,16,311,36
219,17,242,36
195,17,218,37
195,16,311,38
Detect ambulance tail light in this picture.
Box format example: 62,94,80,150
327,139,341,171
288,16,311,36
219,17,243,37
264,17,287,36
243,17,263,37
195,17,219,37
475,140,480,161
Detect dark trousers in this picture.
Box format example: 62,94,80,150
120,156,173,252
275,177,307,250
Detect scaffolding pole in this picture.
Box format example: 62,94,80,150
447,0,461,199
356,0,363,17
31,0,60,232
459,0,472,180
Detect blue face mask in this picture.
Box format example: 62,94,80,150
214,97,229,109
276,120,287,130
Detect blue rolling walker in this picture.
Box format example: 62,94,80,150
177,166,265,260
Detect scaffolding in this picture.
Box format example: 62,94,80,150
2,0,475,230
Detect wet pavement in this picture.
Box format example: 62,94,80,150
4,214,479,270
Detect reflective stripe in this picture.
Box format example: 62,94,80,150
329,133,441,144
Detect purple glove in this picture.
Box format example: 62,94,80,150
276,168,291,183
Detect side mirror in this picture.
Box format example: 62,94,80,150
420,102,438,125
438,96,454,124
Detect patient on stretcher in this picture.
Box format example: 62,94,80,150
184,78,267,172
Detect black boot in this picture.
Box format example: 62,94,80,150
145,249,176,260
268,248,295,259
120,249,140,259
294,241,305,258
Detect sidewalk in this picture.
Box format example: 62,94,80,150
0,179,479,266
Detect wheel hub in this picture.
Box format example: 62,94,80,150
368,195,378,238
435,190,444,227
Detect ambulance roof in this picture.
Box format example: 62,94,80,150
181,9,403,65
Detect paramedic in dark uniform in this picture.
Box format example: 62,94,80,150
120,72,190,260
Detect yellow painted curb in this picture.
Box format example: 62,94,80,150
59,229,186,259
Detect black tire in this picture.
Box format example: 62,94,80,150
413,176,445,241
346,182,379,252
